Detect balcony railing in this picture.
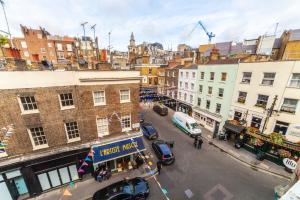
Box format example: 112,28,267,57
280,106,296,114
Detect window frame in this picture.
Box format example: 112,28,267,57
261,72,276,86
18,95,39,115
27,127,48,150
288,73,300,88
58,93,75,110
200,72,205,80
280,98,298,114
256,94,269,108
206,100,211,109
237,91,247,104
96,117,109,137
218,88,224,98
216,103,221,114
64,121,81,143
241,72,252,84
120,89,131,103
221,72,227,82
210,72,215,81
93,91,106,106
208,86,213,95
121,114,131,132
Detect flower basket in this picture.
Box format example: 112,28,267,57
278,149,291,158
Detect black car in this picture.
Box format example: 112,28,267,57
153,105,168,116
92,177,150,200
141,123,158,140
152,140,175,165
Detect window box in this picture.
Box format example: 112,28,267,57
237,97,246,104
255,103,267,108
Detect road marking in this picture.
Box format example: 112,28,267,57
185,189,194,199
204,184,233,200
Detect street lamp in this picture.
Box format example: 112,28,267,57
0,0,13,47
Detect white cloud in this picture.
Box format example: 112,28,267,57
0,0,299,51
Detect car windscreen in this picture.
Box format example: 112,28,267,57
122,183,134,195
146,126,156,134
158,144,172,155
190,123,199,129
132,179,148,194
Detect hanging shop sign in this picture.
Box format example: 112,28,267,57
92,137,145,164
283,158,297,171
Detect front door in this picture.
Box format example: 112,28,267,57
7,179,19,200
213,122,220,138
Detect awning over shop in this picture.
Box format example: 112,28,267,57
224,120,245,134
92,136,146,165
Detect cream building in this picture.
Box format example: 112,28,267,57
229,60,300,143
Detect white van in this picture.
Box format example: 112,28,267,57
172,112,201,137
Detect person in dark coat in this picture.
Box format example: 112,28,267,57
194,135,199,148
197,137,203,149
157,161,162,175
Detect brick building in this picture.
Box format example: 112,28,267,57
0,70,144,199
13,25,77,67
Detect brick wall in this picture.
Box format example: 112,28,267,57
0,83,140,157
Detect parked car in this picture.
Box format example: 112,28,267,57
92,177,150,200
152,140,175,165
172,112,201,137
141,123,158,140
153,104,168,116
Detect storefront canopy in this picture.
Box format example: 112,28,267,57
224,121,245,134
92,137,146,165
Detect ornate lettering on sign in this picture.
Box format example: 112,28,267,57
100,146,120,156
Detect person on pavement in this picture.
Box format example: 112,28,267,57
194,135,199,148
157,161,162,175
197,137,203,149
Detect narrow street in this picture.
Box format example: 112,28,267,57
143,107,286,200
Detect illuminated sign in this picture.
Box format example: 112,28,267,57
92,137,145,164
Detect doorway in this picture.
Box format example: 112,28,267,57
213,122,220,138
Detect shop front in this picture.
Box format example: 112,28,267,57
193,107,222,135
92,136,146,173
0,147,89,199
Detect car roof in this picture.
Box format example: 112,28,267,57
158,144,172,155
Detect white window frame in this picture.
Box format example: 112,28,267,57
40,48,46,53
280,98,298,114
185,82,188,90
221,72,227,81
172,71,175,77
190,95,193,104
200,72,204,80
241,72,252,84
24,51,29,57
66,44,73,52
48,43,52,48
120,89,130,103
56,43,63,51
192,72,196,78
37,33,42,39
64,121,81,143
199,85,203,93
96,117,109,137
180,72,183,77
218,88,224,98
27,127,48,150
57,52,64,59
21,41,27,48
261,72,276,86
216,103,221,113
208,86,213,95
121,114,131,132
288,73,300,88
58,93,75,110
93,91,106,106
210,72,215,81
185,72,189,79
17,96,39,115
191,83,194,90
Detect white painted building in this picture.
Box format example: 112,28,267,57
177,65,198,108
229,61,300,143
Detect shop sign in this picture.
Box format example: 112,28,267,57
283,158,297,170
92,137,145,164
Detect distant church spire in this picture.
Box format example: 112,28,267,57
130,32,135,46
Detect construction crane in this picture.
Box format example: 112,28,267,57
188,20,215,43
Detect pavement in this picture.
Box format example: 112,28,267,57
162,104,292,180
28,150,159,200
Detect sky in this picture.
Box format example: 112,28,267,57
0,0,300,51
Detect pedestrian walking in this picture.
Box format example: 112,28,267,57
194,135,199,148
197,137,203,149
157,161,162,175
